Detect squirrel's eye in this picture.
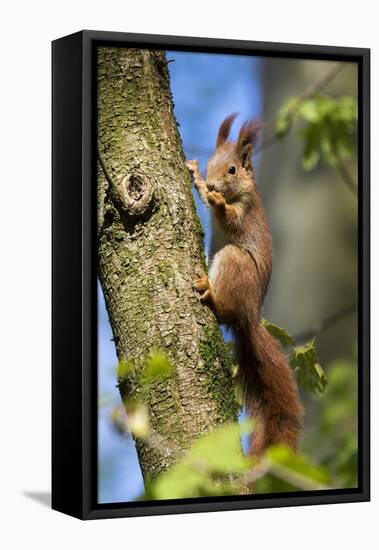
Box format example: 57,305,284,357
228,166,236,175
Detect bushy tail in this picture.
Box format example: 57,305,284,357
236,322,304,455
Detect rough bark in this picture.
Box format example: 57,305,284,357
97,47,238,482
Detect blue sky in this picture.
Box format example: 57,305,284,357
98,51,262,503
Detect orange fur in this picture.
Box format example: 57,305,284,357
187,115,304,455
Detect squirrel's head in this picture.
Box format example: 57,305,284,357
206,113,261,202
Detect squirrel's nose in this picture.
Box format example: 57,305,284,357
207,182,215,191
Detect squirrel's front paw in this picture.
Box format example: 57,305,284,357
206,191,225,208
193,273,210,292
186,159,199,176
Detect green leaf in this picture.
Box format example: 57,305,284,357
148,459,241,500
190,421,253,474
290,339,327,394
255,444,331,494
301,124,321,170
147,421,253,500
302,149,320,171
274,94,357,176
261,319,295,347
117,359,133,381
150,461,209,500
144,350,173,382
297,95,357,172
298,99,321,123
275,97,299,137
267,445,330,485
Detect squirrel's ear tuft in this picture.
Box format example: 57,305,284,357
216,112,239,148
236,119,262,169
237,119,262,149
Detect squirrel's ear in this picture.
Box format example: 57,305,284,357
240,143,253,170
236,119,262,169
216,112,238,148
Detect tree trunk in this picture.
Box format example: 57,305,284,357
97,47,238,482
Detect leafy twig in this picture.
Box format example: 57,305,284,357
256,63,346,153
293,303,357,343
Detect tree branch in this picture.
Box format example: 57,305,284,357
293,302,357,343
256,62,346,153
336,158,358,197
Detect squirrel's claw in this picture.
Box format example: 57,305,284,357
199,289,212,304
194,275,213,306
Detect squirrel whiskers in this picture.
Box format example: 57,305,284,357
186,113,303,455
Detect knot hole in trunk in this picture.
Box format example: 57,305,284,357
115,171,156,220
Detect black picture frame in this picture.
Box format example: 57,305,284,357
52,30,370,520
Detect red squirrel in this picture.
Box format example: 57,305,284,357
186,113,304,455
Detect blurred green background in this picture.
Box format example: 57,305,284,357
258,57,358,489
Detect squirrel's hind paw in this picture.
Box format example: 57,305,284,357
193,276,214,306
193,275,210,292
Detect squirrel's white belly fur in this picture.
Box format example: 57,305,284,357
208,216,228,287
208,249,225,286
